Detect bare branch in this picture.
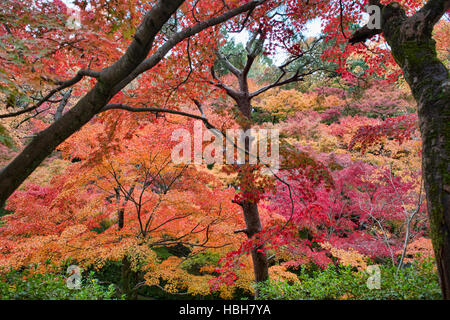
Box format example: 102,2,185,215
54,88,72,121
249,69,319,98
99,103,217,129
210,66,241,99
217,51,242,77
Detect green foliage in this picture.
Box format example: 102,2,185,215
257,259,441,300
0,206,13,219
0,268,122,300
214,31,276,83
153,243,192,261
251,105,280,124
87,260,123,287
153,247,173,261
181,251,221,275
0,123,16,150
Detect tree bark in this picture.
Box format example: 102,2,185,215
350,0,450,298
238,93,269,297
241,201,269,284
212,30,310,294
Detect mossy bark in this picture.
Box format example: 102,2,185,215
380,2,450,299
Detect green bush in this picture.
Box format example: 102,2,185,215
0,268,122,300
257,259,441,300
181,251,221,275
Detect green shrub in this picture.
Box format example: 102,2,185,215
181,251,221,275
0,268,122,300
257,259,441,300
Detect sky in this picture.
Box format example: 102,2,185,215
230,17,324,65
232,17,323,44
62,0,325,66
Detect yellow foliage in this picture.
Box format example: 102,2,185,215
396,237,434,264
257,89,318,118
321,242,368,271
269,265,299,284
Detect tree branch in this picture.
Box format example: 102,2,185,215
217,51,242,77
249,69,319,98
110,0,267,96
416,0,450,27
0,69,98,119
348,24,382,44
99,103,216,129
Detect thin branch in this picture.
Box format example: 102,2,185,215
99,103,216,129
0,69,99,119
110,0,267,96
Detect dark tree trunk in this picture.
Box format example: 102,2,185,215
239,99,269,297
351,0,450,298
382,2,450,300
121,256,139,300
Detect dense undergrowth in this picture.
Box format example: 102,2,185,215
0,257,440,300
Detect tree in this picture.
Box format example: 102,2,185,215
1,0,448,299
0,0,268,207
200,23,329,292
348,0,450,299
0,116,246,299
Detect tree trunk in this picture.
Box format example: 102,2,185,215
241,201,269,295
379,2,450,298
239,100,269,297
121,256,139,300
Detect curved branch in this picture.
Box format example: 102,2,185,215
110,0,267,96
0,69,99,119
416,0,450,27
99,103,216,129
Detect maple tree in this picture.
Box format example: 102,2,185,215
0,0,270,206
0,116,247,298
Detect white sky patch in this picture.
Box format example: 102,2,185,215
230,18,325,66
303,18,323,38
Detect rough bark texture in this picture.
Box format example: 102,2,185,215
241,202,269,284
240,103,269,297
351,0,450,298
